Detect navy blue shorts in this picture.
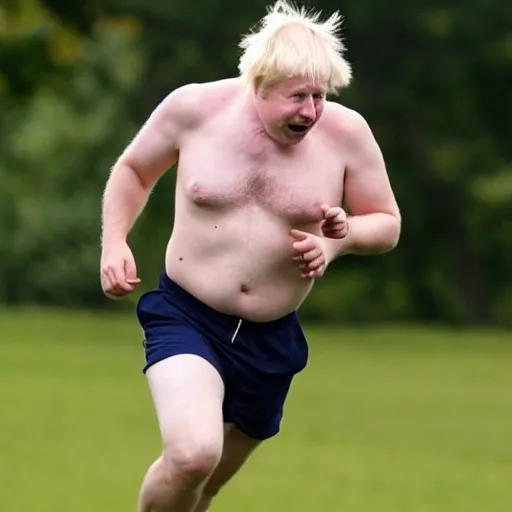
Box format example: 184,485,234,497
136,272,309,440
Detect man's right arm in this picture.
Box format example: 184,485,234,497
101,84,197,246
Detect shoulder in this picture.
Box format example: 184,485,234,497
317,102,385,172
321,101,375,145
155,78,240,128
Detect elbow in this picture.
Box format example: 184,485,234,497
372,213,401,254
112,158,152,192
385,213,401,252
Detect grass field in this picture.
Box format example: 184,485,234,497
1,309,511,511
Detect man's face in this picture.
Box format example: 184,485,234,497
253,76,327,145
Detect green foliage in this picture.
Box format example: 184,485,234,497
0,0,511,325
338,0,512,325
0,6,144,305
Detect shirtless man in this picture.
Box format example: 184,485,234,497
100,1,400,510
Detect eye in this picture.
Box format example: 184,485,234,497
292,93,307,101
313,93,324,100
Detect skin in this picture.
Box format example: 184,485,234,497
100,75,401,511
101,76,400,316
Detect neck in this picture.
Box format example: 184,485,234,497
240,86,263,127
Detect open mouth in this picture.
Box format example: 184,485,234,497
287,124,309,134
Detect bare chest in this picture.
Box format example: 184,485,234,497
177,131,345,223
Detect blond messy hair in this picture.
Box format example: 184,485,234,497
238,0,352,93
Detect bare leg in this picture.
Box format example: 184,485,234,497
193,424,261,512
138,355,225,512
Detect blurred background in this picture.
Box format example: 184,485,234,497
1,1,511,511
1,0,511,325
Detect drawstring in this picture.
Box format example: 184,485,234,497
231,319,242,343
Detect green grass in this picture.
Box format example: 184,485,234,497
1,309,511,511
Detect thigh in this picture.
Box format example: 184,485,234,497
147,354,225,456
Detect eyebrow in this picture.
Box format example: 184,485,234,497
290,87,326,95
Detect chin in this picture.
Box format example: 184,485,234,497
284,131,310,145
269,134,304,146
267,128,310,146
284,136,306,145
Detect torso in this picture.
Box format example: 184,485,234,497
165,79,347,321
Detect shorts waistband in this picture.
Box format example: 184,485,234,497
158,271,239,323
158,271,296,331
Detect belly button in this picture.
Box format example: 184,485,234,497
240,284,249,294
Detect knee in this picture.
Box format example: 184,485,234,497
163,440,222,485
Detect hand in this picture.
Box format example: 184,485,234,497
100,241,141,299
320,204,349,239
290,229,327,279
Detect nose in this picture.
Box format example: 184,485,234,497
298,97,316,121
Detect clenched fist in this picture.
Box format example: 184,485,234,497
320,204,349,239
100,241,141,299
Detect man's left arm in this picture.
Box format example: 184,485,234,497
323,112,401,263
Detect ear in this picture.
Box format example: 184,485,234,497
256,76,281,99
257,83,271,100
252,76,264,96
